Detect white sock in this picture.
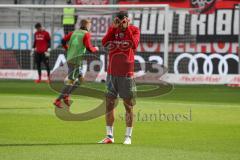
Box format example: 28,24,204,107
125,127,133,137
106,126,113,138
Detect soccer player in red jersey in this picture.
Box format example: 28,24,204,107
32,23,51,83
98,11,140,145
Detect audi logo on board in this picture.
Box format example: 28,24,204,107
174,53,239,75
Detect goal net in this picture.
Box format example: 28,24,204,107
0,4,172,82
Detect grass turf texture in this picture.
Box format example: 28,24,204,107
0,80,240,160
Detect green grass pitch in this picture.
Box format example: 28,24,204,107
0,80,240,160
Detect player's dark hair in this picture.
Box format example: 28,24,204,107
116,11,128,20
35,23,42,29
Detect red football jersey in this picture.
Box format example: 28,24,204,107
33,30,51,53
102,25,140,77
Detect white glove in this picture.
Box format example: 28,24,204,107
45,48,51,57
30,48,35,56
94,46,99,51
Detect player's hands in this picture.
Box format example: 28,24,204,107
112,17,120,28
94,46,99,51
44,48,51,57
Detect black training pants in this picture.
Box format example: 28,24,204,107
34,52,50,79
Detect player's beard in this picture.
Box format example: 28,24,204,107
120,23,127,31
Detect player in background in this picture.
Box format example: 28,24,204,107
53,19,99,108
98,11,140,145
32,23,51,83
